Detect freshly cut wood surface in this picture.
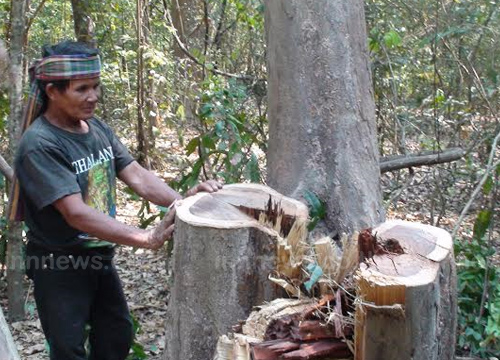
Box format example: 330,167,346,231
355,220,456,360
176,183,308,229
165,184,309,360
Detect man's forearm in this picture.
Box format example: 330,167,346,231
119,161,182,207
53,194,153,248
118,161,222,207
68,206,153,248
131,169,182,207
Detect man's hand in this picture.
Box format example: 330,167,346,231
186,180,223,197
146,206,177,250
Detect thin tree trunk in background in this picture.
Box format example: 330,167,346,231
146,74,157,152
143,2,156,153
170,0,188,59
136,0,149,167
70,0,96,47
7,0,27,321
265,0,383,238
168,0,204,123
22,0,47,83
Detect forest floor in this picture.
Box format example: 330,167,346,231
0,126,497,359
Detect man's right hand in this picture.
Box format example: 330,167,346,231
146,207,176,250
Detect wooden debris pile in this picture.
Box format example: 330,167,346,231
213,219,456,360
214,294,354,360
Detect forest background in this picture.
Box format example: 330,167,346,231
0,0,499,358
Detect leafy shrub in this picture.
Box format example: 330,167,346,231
455,209,500,357
172,75,266,192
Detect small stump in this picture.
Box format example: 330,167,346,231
355,220,457,360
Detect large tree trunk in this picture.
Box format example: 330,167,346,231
164,184,308,360
265,0,383,237
355,220,457,360
0,305,21,360
7,0,26,321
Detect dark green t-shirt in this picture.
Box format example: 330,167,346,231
15,116,134,250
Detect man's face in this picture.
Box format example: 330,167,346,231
49,77,101,122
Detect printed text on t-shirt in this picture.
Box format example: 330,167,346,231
72,146,115,175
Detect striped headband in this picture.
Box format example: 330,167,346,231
34,54,101,81
8,54,101,221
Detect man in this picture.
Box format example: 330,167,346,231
14,41,221,359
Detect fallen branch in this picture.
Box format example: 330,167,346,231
380,147,466,173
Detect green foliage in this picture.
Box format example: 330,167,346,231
366,0,500,155
383,30,402,49
303,190,326,231
0,91,8,133
455,210,500,356
127,313,148,360
172,76,266,193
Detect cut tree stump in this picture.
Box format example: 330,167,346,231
0,305,21,360
164,184,309,360
355,220,457,360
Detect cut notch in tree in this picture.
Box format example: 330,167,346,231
354,220,457,360
164,184,309,360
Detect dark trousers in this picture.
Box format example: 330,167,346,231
26,242,133,360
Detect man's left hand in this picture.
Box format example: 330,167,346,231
186,180,223,197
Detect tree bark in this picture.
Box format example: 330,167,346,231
0,305,21,360
143,2,156,154
265,0,383,237
355,220,457,360
164,184,308,360
70,0,96,47
7,0,26,321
